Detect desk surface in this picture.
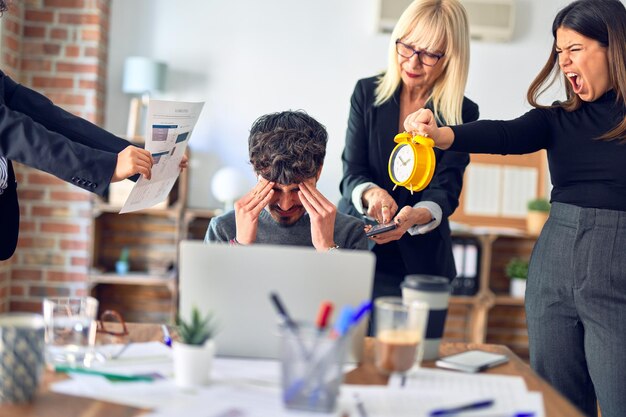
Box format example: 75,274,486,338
1,323,584,417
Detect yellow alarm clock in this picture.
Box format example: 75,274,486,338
388,132,436,194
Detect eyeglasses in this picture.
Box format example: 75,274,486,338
395,40,444,67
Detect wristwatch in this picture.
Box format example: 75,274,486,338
327,244,339,252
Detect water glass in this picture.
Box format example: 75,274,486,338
43,296,99,367
374,297,429,376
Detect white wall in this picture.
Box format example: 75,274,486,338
106,0,572,208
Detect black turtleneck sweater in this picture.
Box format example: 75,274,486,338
450,90,626,211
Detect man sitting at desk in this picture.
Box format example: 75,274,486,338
205,110,367,251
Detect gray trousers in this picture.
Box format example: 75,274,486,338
526,202,626,417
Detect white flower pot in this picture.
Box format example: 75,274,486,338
172,339,215,388
510,277,527,298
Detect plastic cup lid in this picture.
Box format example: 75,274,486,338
401,274,450,292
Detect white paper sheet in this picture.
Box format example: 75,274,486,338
51,348,544,417
120,100,205,213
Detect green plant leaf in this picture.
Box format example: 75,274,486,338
176,305,217,346
505,258,529,279
527,198,551,212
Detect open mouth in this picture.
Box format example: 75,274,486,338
566,72,583,94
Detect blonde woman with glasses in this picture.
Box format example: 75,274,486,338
338,0,478,303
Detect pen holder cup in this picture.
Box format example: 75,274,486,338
279,323,349,413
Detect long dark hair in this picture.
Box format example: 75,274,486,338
527,0,626,141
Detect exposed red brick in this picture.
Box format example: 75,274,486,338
5,35,19,52
10,286,25,296
80,28,101,41
65,45,80,57
74,288,88,297
84,46,98,57
18,189,45,200
22,41,62,56
24,25,46,38
12,269,43,282
56,62,98,74
44,0,85,8
50,28,68,40
47,271,87,282
24,11,54,23
60,240,88,251
50,190,91,201
4,20,20,34
22,252,66,266
29,285,71,297
40,222,81,234
43,92,86,106
59,12,100,25
9,301,44,313
71,257,88,266
32,76,74,89
20,58,53,72
17,221,36,233
16,237,56,249
31,206,73,218
26,172,67,185
79,79,96,89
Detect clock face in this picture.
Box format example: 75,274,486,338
390,144,415,183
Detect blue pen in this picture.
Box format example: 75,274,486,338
161,324,172,347
429,399,494,416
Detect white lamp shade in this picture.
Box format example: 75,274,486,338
122,56,167,94
211,167,250,206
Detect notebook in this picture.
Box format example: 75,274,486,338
179,241,376,360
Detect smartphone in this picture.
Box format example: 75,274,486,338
435,350,509,373
365,222,397,237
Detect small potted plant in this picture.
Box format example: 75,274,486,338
505,258,529,298
173,306,217,388
526,198,550,236
115,247,130,275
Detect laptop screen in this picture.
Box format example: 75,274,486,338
179,241,375,360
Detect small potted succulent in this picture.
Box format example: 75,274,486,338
172,306,217,388
505,258,529,298
526,198,550,236
115,247,130,275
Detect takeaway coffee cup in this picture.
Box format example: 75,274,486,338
401,275,451,360
0,313,45,403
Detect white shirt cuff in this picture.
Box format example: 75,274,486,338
351,182,378,215
407,201,442,235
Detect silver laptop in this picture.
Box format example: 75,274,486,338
179,241,376,360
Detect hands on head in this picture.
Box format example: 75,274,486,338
297,180,337,251
111,146,189,182
233,176,337,251
362,186,433,243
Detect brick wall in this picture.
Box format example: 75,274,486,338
0,0,111,312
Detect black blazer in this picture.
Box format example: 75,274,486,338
339,76,479,279
0,70,132,260
0,160,18,260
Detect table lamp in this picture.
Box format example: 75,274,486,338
210,167,250,211
122,56,167,141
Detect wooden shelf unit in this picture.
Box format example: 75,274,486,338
443,230,535,360
87,164,220,324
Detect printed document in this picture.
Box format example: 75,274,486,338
120,100,204,213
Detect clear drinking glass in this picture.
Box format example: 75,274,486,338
43,296,99,367
374,297,429,378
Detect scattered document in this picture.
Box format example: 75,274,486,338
51,347,544,417
120,100,204,213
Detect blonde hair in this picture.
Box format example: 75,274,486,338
375,0,470,126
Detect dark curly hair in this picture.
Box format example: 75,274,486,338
248,110,327,184
0,1,8,15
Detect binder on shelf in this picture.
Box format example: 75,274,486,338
451,237,481,296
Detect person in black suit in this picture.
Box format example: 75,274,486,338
339,0,479,301
0,1,159,260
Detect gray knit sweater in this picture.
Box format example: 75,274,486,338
204,209,368,250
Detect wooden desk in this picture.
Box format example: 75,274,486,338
1,323,584,417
